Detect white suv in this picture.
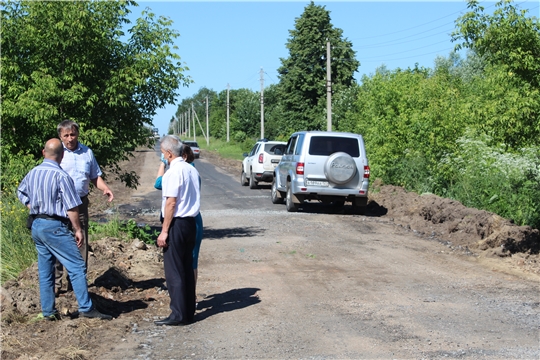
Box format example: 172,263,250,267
271,131,370,213
241,139,287,189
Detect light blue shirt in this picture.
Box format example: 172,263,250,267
60,142,102,197
18,159,82,217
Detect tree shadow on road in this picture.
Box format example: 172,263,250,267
195,287,261,321
203,227,265,240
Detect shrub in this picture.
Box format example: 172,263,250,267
441,133,540,228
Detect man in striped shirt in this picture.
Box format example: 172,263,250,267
18,138,112,320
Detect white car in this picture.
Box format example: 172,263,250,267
241,139,287,189
183,141,200,158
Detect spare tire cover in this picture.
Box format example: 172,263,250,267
324,152,357,185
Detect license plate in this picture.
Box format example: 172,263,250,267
305,180,328,186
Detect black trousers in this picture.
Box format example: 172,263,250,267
163,216,196,323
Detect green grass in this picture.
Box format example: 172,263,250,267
89,218,158,245
199,137,253,161
1,192,37,284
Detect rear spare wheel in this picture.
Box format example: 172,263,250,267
324,152,357,185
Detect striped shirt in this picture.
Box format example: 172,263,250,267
18,159,82,218
60,142,102,197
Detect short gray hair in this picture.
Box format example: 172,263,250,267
57,120,80,137
161,135,183,157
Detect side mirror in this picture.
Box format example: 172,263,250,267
243,152,248,157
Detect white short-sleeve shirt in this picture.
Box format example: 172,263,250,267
161,157,200,218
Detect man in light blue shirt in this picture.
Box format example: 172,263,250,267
55,120,114,295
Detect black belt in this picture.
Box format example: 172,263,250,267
35,214,69,225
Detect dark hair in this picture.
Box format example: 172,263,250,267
182,145,195,163
57,120,80,137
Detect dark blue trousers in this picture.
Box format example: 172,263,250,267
163,216,196,323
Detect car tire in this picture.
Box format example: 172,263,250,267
241,170,248,186
249,170,258,189
286,182,299,212
324,152,357,185
271,180,284,204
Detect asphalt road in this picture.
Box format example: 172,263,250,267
112,149,540,360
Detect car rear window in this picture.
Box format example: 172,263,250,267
185,142,199,147
308,136,360,157
265,144,286,155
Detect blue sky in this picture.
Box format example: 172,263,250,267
129,1,539,134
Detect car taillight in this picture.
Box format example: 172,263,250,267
258,153,264,163
296,162,304,175
364,165,370,178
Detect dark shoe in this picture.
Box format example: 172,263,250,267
80,308,112,320
154,316,185,326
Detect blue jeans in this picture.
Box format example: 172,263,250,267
31,218,93,316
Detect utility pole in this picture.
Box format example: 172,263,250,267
206,95,209,145
260,67,264,140
192,103,196,141
326,40,332,132
226,83,230,142
188,108,191,138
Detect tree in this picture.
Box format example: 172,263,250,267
452,0,540,88
451,0,540,147
277,1,359,133
1,1,190,188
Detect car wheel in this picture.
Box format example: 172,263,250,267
286,182,299,212
241,170,248,186
271,180,284,204
324,152,357,185
249,170,258,189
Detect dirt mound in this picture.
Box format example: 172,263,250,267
369,184,539,274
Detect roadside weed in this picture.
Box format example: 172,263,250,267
89,218,158,245
0,192,36,284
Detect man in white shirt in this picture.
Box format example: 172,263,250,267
155,135,201,326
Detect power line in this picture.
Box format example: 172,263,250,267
360,40,452,60
348,4,470,41
359,47,455,64
359,27,455,49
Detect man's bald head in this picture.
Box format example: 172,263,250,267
43,138,64,163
